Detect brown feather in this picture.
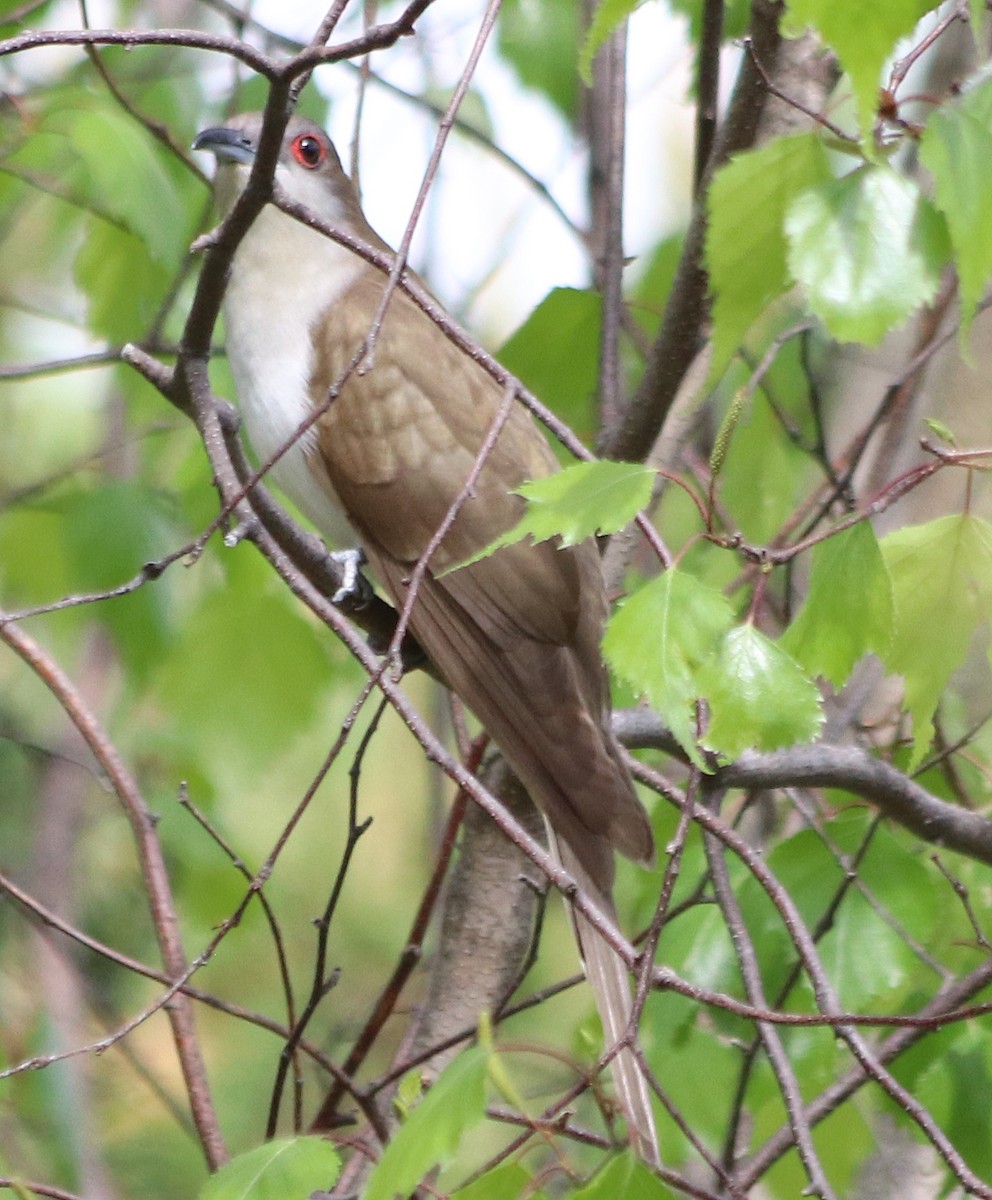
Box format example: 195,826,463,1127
308,271,653,887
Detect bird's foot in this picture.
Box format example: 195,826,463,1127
329,547,375,610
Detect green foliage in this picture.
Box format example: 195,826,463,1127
706,133,830,379
571,1150,677,1198
920,75,992,335
782,521,894,686
608,568,824,763
605,567,733,765
452,1161,545,1199
454,460,655,569
580,0,642,85
150,548,337,776
497,0,581,119
198,1138,340,1200
783,0,938,141
497,288,602,436
717,389,811,543
4,5,992,1199
699,624,824,757
784,165,949,344
878,514,992,765
8,91,190,266
363,1047,489,1200
75,223,174,342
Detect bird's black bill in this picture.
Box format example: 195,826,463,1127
192,126,257,165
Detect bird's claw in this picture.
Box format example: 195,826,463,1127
329,547,374,609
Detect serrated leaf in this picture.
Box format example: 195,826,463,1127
198,1138,339,1200
604,568,734,765
363,1047,489,1200
700,625,824,758
785,166,948,344
880,514,992,765
454,461,655,569
706,133,831,380
514,460,654,542
782,521,893,686
919,77,992,334
783,0,935,141
580,0,641,85
572,1150,677,1198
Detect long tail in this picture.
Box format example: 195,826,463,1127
552,836,660,1166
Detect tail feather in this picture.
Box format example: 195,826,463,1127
553,835,660,1166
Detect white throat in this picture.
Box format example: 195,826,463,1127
220,169,362,542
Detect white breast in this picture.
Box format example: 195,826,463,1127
223,203,362,545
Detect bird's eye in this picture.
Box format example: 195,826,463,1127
291,134,326,169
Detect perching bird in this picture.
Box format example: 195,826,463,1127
194,111,658,1160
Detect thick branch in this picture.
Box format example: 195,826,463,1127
600,0,785,462
613,709,992,867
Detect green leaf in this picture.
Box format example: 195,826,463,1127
56,482,182,679
922,417,957,446
971,0,987,41
152,549,334,772
580,0,641,85
700,625,824,758
782,521,894,686
31,93,190,266
572,1150,676,1198
198,1138,339,1200
497,288,602,434
706,133,831,380
879,514,992,764
456,461,655,568
364,1047,489,1200
393,1069,425,1119
783,0,935,141
919,76,992,334
717,391,810,543
67,105,187,265
497,0,580,119
785,166,949,344
453,1162,543,1200
604,568,734,765
944,1038,992,1177
75,221,172,342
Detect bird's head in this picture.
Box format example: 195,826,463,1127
193,112,357,225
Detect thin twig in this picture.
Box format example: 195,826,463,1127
0,614,227,1169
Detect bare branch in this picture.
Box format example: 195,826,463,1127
0,614,227,1169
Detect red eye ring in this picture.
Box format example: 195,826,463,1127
291,133,326,169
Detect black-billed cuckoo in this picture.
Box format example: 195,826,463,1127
194,113,658,1161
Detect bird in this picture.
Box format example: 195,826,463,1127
193,111,659,1161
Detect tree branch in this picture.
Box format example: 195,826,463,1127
614,708,992,868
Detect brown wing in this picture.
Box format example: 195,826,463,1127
309,272,653,885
